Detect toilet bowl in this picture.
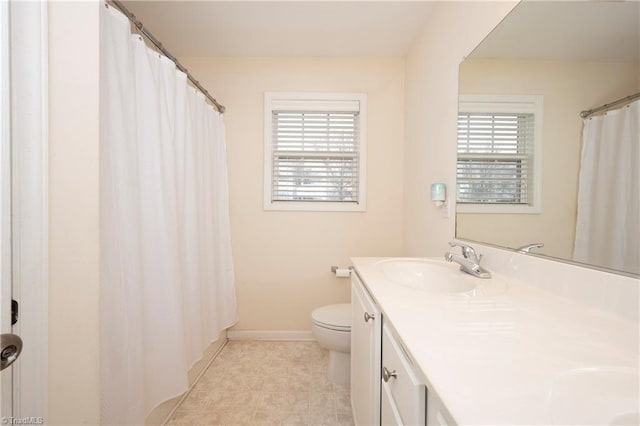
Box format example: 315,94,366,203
311,303,351,384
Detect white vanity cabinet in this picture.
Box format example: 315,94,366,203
426,392,455,426
380,321,426,425
351,272,382,426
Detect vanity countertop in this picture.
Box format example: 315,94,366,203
351,257,640,425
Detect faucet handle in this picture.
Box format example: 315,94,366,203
448,242,466,250
448,242,481,263
516,242,544,253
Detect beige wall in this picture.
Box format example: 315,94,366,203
402,1,517,256
181,57,405,331
48,1,100,424
457,59,640,259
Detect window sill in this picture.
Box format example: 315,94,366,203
264,200,366,212
457,203,541,214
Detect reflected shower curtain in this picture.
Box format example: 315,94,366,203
100,5,237,424
574,99,640,274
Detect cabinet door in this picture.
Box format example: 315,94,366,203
381,322,426,426
351,273,381,426
381,381,403,426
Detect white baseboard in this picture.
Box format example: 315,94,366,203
227,330,316,341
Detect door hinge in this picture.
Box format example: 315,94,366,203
11,299,18,326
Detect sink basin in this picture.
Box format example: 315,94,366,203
548,367,639,425
376,258,478,293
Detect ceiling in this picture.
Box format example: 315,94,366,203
469,1,640,62
121,1,436,57
120,1,639,62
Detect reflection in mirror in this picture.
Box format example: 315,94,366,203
456,1,639,276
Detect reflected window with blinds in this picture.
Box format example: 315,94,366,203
264,93,367,211
457,95,543,214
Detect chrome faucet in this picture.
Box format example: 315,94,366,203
516,242,544,253
445,242,491,279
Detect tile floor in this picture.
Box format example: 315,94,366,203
167,340,354,426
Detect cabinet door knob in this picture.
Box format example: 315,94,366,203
382,366,397,382
364,312,375,322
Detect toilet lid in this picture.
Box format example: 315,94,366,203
311,303,351,331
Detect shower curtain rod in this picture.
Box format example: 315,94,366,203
580,92,640,118
107,0,226,114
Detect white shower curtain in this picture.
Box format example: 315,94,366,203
574,99,640,274
100,5,237,424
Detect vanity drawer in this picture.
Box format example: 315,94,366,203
382,321,426,425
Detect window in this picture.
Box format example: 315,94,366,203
457,95,543,214
264,92,367,211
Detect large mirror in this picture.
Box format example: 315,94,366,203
456,1,639,276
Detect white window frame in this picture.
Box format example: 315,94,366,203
264,91,367,212
457,94,543,214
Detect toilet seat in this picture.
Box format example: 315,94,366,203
311,303,351,332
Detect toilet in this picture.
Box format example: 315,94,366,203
311,303,351,384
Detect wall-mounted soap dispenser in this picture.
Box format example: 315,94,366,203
431,183,446,207
431,183,450,218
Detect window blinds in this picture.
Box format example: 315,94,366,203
457,112,535,204
271,110,360,203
